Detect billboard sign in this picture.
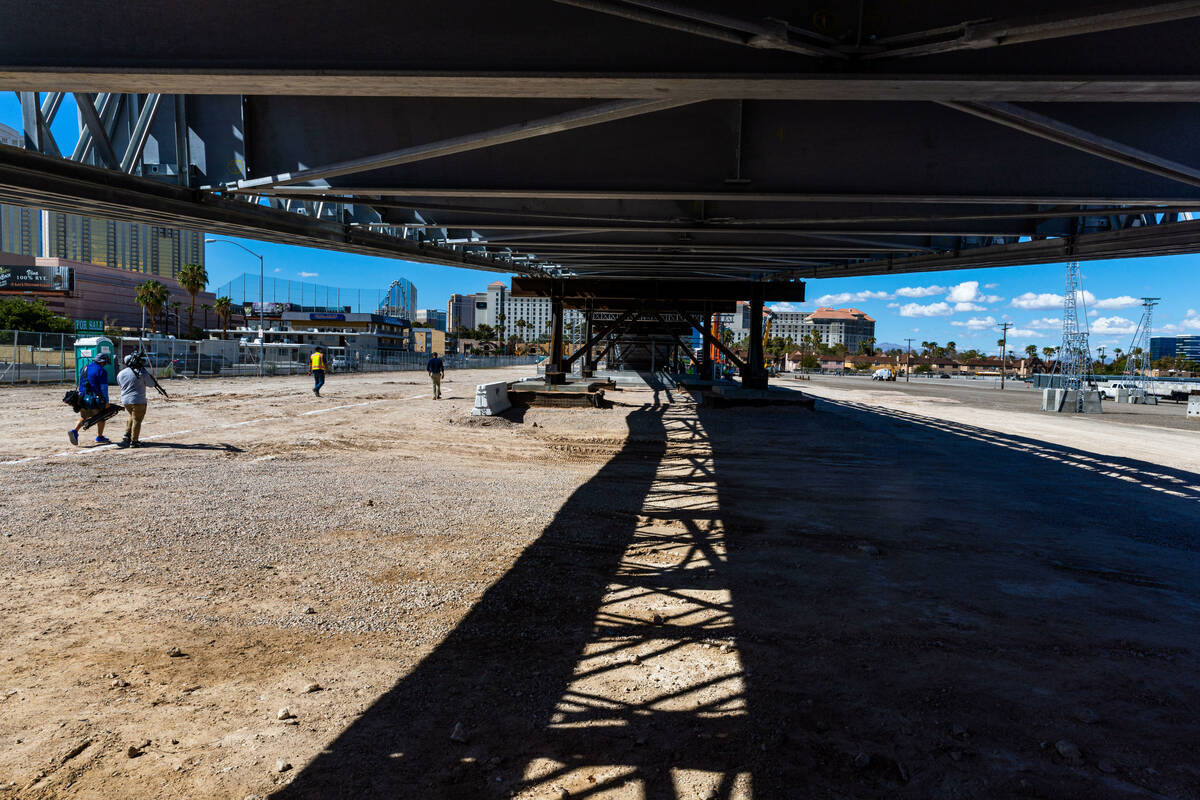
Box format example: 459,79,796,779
309,312,346,321
0,264,74,292
250,301,292,314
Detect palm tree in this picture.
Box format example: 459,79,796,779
200,303,212,333
177,262,209,337
214,296,233,337
1024,344,1038,361
495,312,507,354
134,279,169,334
946,340,957,356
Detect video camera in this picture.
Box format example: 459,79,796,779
126,348,169,399
126,349,151,372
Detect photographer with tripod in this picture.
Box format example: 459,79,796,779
116,350,169,448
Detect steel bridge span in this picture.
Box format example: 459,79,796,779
4,1,1200,383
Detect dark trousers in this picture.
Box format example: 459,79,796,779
312,369,325,393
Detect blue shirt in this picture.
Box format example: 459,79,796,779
427,357,444,374
82,361,109,403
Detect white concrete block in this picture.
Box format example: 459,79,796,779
471,381,512,416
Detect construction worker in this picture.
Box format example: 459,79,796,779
116,353,149,448
427,351,445,399
69,353,112,446
309,346,327,396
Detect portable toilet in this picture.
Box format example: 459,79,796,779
74,336,117,386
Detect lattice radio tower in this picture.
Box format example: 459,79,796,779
1059,261,1093,411
1122,297,1160,392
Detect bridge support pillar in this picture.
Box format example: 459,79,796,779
580,307,594,378
546,287,567,385
743,284,768,390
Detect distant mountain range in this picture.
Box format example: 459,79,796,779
875,341,905,352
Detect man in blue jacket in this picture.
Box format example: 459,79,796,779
70,353,112,446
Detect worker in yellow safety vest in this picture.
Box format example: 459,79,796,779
309,347,327,397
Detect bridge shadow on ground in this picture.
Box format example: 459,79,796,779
275,394,1200,799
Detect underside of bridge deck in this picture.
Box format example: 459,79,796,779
3,1,1200,283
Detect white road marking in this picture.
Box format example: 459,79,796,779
301,401,371,416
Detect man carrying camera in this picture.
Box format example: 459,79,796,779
69,352,113,446
117,353,150,448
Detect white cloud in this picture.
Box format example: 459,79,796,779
894,285,945,298
899,301,953,317
1160,308,1200,332
1088,309,1098,317
1011,292,1064,310
814,290,891,305
886,302,899,308
950,315,997,330
984,283,999,289
1090,295,1140,309
768,302,807,313
946,281,1003,304
298,271,319,278
1091,315,1138,335
1024,317,1061,330
1007,328,1037,338
1012,289,1138,311
273,267,282,273
954,302,987,312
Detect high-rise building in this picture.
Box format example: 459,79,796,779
414,308,447,331
0,122,20,148
1151,335,1200,362
456,280,586,343
446,293,475,333
378,278,417,321
719,304,876,352
0,123,203,280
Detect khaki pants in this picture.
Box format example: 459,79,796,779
430,373,442,399
124,403,147,442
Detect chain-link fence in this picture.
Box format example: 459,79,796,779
0,329,539,385
0,330,77,385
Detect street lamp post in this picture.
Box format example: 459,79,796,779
206,238,265,377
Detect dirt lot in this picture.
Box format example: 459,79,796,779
1,369,1198,799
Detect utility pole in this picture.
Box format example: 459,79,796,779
904,337,914,382
997,322,1013,389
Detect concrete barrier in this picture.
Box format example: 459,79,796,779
1042,387,1101,413
1188,392,1200,420
471,381,512,416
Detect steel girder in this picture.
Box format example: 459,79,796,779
4,1,1200,281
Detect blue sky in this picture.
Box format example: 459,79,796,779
4,94,1199,352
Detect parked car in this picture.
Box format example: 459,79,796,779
330,355,359,372
1098,381,1139,399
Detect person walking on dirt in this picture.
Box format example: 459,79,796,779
427,352,445,399
70,353,112,446
116,354,149,448
310,346,327,397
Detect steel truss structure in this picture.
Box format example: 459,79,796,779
1058,261,1092,411
4,1,1200,283
1123,297,1161,393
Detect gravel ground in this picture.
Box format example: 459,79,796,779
2,369,1198,799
